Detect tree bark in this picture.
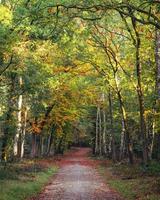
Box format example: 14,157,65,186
31,133,36,158
20,107,28,158
98,106,102,156
101,93,107,155
108,90,116,162
95,106,100,155
1,75,16,161
155,28,160,160
102,108,107,155
13,77,23,157
47,124,56,156
120,119,125,160
132,19,148,165
156,29,160,100
114,71,133,164
117,89,134,164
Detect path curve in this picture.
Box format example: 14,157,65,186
34,148,123,200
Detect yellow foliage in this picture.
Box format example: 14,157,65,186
0,5,12,25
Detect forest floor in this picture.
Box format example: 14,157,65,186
0,148,160,200
0,157,58,200
31,147,123,200
97,158,160,200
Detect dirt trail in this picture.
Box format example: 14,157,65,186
34,148,123,200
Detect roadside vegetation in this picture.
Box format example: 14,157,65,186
0,159,58,200
98,161,160,200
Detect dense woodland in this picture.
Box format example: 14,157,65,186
0,0,160,168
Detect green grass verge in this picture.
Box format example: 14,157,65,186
98,164,160,200
0,165,58,200
99,166,137,200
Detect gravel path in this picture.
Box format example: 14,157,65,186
35,148,123,200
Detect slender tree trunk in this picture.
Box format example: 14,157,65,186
120,119,125,160
132,20,148,165
95,106,100,155
101,93,107,155
108,90,116,162
102,108,107,155
47,134,52,155
155,29,160,100
36,135,42,157
118,90,133,164
1,75,16,161
31,133,36,158
155,28,160,160
1,110,12,161
116,88,134,164
13,77,23,157
20,107,28,158
98,107,102,156
47,124,56,156
148,116,155,161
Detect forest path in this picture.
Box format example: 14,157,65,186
34,148,123,200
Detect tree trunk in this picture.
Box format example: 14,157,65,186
98,107,102,156
108,90,116,162
13,76,24,158
20,107,28,158
120,119,125,160
102,108,107,155
132,20,148,165
31,133,36,158
117,88,134,164
101,93,107,155
1,75,16,161
155,29,160,101
154,28,160,160
13,77,23,157
47,124,56,156
110,67,134,164
148,116,155,161
1,111,12,161
95,106,100,155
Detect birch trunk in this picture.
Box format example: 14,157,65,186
13,95,22,156
13,76,23,157
108,90,116,162
95,106,100,154
101,93,107,155
102,108,107,155
20,107,28,158
120,119,125,160
98,107,102,156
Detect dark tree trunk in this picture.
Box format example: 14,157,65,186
132,20,148,165
47,124,56,155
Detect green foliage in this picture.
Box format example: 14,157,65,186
0,0,159,165
0,164,57,200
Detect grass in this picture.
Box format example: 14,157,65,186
98,161,160,200
0,159,58,200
